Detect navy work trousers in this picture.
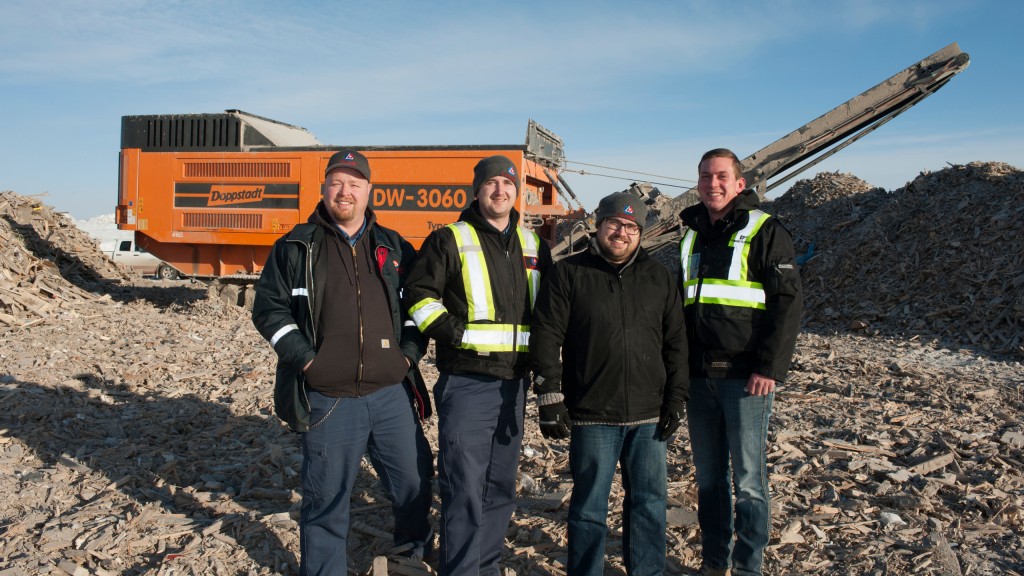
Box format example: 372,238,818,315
435,373,528,576
300,383,433,575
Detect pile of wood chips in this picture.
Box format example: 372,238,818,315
765,162,1024,357
0,162,1022,576
0,191,131,329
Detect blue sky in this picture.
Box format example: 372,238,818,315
1,0,1020,219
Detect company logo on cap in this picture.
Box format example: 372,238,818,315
507,166,517,178
624,205,634,214
344,153,355,161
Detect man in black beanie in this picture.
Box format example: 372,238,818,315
404,155,552,576
530,189,689,576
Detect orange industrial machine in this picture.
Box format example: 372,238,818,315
116,110,573,279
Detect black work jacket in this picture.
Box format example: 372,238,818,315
530,241,689,423
251,204,428,432
402,203,552,379
678,190,802,382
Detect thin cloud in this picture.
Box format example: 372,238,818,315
0,1,323,84
0,0,1016,220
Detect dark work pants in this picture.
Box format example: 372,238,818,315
435,373,527,576
300,384,434,575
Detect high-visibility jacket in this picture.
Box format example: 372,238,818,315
677,190,802,382
403,205,552,379
680,209,771,310
410,222,541,352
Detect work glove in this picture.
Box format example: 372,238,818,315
657,404,685,441
538,402,572,439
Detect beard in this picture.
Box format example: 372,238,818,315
326,200,358,225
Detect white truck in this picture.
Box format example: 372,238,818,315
104,236,181,279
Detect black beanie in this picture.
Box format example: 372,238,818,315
472,155,520,196
595,191,648,229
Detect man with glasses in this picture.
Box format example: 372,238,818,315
530,190,689,576
679,148,802,576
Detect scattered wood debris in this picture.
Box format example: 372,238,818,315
0,162,1023,575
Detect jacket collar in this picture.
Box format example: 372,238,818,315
296,202,399,250
309,201,379,239
679,189,760,234
588,237,646,271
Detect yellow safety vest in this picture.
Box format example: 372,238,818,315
410,222,541,353
679,210,770,310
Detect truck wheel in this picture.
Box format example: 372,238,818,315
157,264,180,280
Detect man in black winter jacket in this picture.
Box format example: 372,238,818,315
679,148,802,576
403,155,552,576
252,150,433,575
530,190,689,576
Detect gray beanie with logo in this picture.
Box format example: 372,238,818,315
595,191,648,230
472,155,520,196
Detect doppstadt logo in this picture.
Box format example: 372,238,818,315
209,185,264,206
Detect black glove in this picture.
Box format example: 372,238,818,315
538,402,572,439
657,405,684,441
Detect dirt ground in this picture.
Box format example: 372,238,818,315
1,162,1022,575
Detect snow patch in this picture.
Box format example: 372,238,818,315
70,213,131,251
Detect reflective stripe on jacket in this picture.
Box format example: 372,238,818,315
402,204,552,379
677,190,803,382
409,222,541,353
680,209,771,310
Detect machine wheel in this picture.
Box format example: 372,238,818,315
156,263,180,280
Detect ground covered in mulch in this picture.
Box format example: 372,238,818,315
0,162,1022,575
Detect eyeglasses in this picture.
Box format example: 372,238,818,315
603,219,641,236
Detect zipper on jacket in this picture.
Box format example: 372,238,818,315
291,236,316,418
695,235,709,333
305,241,317,343
504,247,513,324
354,243,364,393
505,245,519,355
616,271,631,417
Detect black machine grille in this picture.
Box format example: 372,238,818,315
121,114,248,151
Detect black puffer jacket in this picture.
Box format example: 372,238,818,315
678,190,802,382
529,241,689,423
402,203,552,379
251,204,429,432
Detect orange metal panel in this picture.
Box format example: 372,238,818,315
119,147,567,277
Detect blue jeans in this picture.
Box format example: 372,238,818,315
300,384,433,576
435,373,527,576
686,377,773,576
568,424,667,576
